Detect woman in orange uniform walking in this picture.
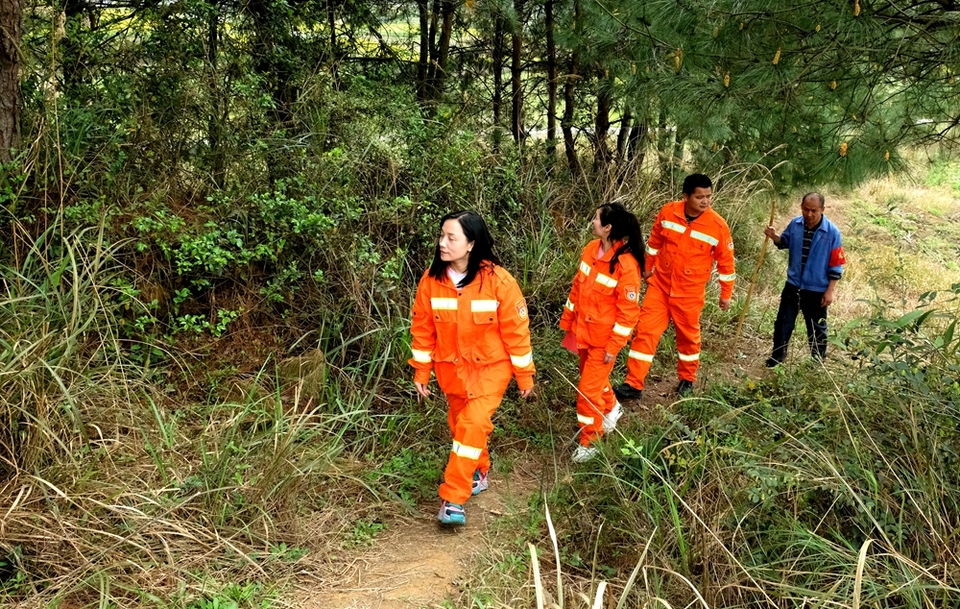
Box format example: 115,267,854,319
410,211,535,525
560,202,644,462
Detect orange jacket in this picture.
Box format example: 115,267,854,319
409,264,535,395
560,239,642,354
645,201,736,300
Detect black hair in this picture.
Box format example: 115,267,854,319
428,210,501,288
682,173,713,195
598,202,645,274
802,192,825,207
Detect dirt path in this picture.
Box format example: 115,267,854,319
289,460,542,609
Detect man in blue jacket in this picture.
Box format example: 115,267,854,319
764,193,846,366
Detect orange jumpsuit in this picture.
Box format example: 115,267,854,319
409,264,535,505
560,240,641,445
624,201,736,388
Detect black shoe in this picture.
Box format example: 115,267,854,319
613,383,643,400
765,357,782,368
676,380,694,397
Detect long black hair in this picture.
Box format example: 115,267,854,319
598,202,645,274
428,210,501,288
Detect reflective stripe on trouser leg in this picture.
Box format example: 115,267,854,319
625,284,672,388
440,391,503,505
576,347,618,446
671,298,704,382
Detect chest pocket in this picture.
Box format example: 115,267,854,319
470,299,498,325
591,271,617,296
431,297,458,323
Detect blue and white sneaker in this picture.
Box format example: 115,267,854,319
472,469,489,495
438,500,466,525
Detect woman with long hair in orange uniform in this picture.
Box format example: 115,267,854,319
560,202,644,462
409,211,535,525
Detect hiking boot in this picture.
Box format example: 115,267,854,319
613,383,643,400
471,469,489,496
676,379,694,397
572,445,599,463
602,402,624,433
765,357,782,368
437,500,466,525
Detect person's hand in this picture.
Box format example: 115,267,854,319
821,289,835,307
719,297,731,311
642,269,654,281
602,351,615,364
519,387,534,399
415,381,432,398
764,225,777,239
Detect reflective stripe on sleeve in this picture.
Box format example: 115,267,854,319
677,351,701,362
717,273,736,282
565,299,575,312
471,299,499,312
613,323,632,337
595,273,618,288
646,245,660,256
431,298,458,310
690,230,720,246
451,440,483,460
629,350,654,362
511,352,533,368
577,414,595,425
579,261,592,276
411,349,432,363
662,220,687,234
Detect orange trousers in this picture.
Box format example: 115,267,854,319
435,361,511,505
625,284,704,389
576,347,617,446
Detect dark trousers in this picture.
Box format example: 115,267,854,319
771,282,828,363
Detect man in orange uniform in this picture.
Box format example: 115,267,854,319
614,174,736,400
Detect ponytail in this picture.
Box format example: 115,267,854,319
598,202,645,274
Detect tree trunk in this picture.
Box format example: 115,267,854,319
617,105,631,162
206,0,225,187
545,0,557,154
416,0,429,102
492,11,505,150
628,120,646,165
593,73,612,172
327,0,339,88
561,0,581,176
434,0,454,100
0,0,22,164
510,0,524,144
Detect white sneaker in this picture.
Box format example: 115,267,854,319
602,402,624,433
572,445,599,463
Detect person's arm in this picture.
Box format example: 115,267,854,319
410,275,437,398
560,250,584,333
643,209,666,281
715,222,736,311
764,225,781,246
821,278,839,307
497,273,535,398
823,229,845,307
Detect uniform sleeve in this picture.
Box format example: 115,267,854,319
409,274,436,385
496,273,535,391
827,228,845,280
559,251,583,332
604,255,642,355
777,222,792,250
714,222,736,300
644,208,666,273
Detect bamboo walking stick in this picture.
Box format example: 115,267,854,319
733,197,778,346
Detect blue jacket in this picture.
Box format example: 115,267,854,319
776,216,845,293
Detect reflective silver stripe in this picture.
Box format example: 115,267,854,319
718,273,736,282
577,414,595,425
431,298,458,310
646,246,659,255
579,261,592,276
690,230,719,246
613,323,632,337
565,299,575,311
511,352,533,367
471,299,499,313
411,349,432,363
629,350,654,362
595,273,618,288
678,351,701,362
662,220,687,233
451,440,483,460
